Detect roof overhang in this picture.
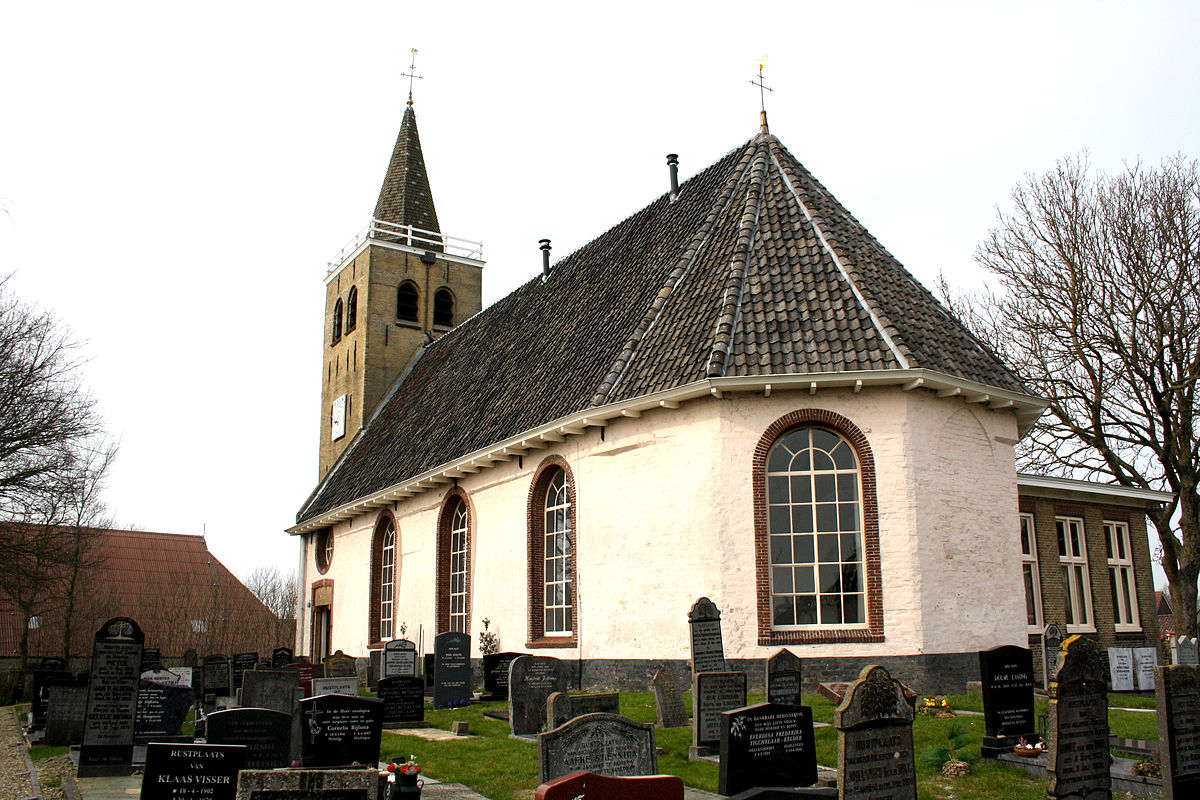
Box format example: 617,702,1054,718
1017,473,1174,508
288,368,1047,535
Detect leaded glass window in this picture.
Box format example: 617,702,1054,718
544,469,573,635
448,499,469,634
379,521,396,640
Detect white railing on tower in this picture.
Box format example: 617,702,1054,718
326,219,483,275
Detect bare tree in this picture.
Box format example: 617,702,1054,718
943,152,1200,636
245,565,298,647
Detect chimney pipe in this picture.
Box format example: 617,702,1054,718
539,239,552,277
667,153,680,202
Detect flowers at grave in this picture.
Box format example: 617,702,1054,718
398,755,421,776
916,696,955,717
434,698,472,709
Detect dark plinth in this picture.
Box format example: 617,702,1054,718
979,644,1038,757
141,742,245,800
719,702,817,796
299,694,383,768
432,632,472,708
79,617,144,777
206,707,293,769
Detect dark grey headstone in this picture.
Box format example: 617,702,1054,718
271,647,294,668
44,684,88,745
692,672,747,751
206,707,293,769
766,649,803,707
141,742,245,800
509,655,569,737
1042,623,1063,688
1109,647,1135,691
79,617,145,777
1135,647,1159,691
688,597,725,674
384,639,418,677
299,694,383,768
546,691,620,730
31,669,73,730
538,712,657,784
719,703,817,796
231,652,259,690
1157,664,1200,800
134,677,194,743
834,665,916,800
652,668,688,728
978,645,1038,757
482,652,524,699
1047,636,1111,799
182,648,199,667
433,631,472,708
141,648,162,674
378,676,425,725
242,669,299,715
323,649,357,678
204,655,231,697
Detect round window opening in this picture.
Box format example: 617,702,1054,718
315,528,334,573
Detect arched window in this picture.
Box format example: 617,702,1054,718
331,298,343,344
436,491,471,635
433,288,454,328
397,282,419,322
754,411,883,645
345,286,358,333
528,457,577,645
369,514,398,644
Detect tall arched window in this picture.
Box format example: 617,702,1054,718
433,288,454,328
331,298,344,344
527,457,578,645
369,513,399,644
397,282,419,322
436,491,472,635
345,286,358,333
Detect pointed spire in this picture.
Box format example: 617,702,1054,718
373,105,441,233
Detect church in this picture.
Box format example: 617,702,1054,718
288,101,1166,692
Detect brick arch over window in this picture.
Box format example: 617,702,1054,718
753,409,884,645
526,455,578,648
368,510,399,646
436,487,474,636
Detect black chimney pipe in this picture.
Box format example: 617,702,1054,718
667,153,680,201
540,239,552,277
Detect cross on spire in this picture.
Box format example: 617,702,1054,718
750,56,773,133
401,48,423,107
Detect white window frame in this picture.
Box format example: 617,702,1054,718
28,615,41,630
544,469,573,636
1020,513,1043,631
1104,520,1141,632
379,522,396,640
448,501,469,634
1056,516,1094,633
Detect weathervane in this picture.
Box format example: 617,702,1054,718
750,55,773,133
401,48,423,107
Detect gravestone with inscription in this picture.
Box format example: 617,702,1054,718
45,684,88,745
282,661,316,697
31,668,73,730
652,668,688,728
204,655,231,698
538,712,657,784
1042,623,1063,688
271,647,294,668
1108,647,1136,691
833,665,916,800
384,639,418,677
1172,636,1200,666
510,655,570,737
766,649,803,707
206,707,293,769
141,648,162,674
79,617,145,777
324,649,358,678
719,702,817,796
242,669,299,714
546,691,620,730
483,652,525,699
140,742,245,800
688,597,725,675
311,676,358,697
691,671,748,757
231,652,259,690
134,674,194,744
1157,664,1200,800
978,644,1038,757
378,676,425,726
1135,647,1159,691
234,769,376,800
299,693,383,767
433,631,472,708
1046,635,1111,800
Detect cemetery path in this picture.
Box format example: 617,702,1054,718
3,704,60,800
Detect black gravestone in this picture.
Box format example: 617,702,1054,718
271,647,294,668
383,639,418,677
231,652,259,690
31,669,73,730
378,676,425,725
205,707,293,769
45,684,88,745
766,649,803,707
424,653,436,690
299,694,383,767
1046,636,1111,800
433,631,472,708
509,655,570,737
79,617,145,777
140,742,245,800
979,645,1038,757
833,665,916,800
204,655,231,697
182,649,199,668
719,703,817,796
1157,664,1200,800
134,678,194,744
482,652,525,699
689,597,726,674
141,648,162,674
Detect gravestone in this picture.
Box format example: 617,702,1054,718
141,648,162,673
766,649,803,707
1046,635,1111,799
1157,664,1200,800
324,649,357,678
299,693,383,767
424,653,436,690
311,676,358,697
182,648,198,667
31,668,73,730
378,676,425,726
1172,636,1199,666
546,691,620,729
509,655,570,737
691,671,748,756
39,656,66,671
204,655,231,697
384,638,418,677
140,742,245,800
833,665,916,800
282,661,316,697
534,771,685,800
368,650,381,690
234,769,376,800
483,651,524,699
271,647,294,668
1108,647,1135,691
231,651,259,690
205,707,293,769
242,669,299,714
1135,647,1159,691
45,684,88,745
79,616,145,777
538,712,657,784
433,631,472,708
688,597,725,674
978,644,1038,757
652,668,688,728
1043,623,1063,688
719,702,817,796
134,676,194,744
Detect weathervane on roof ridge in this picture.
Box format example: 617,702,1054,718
401,48,423,107
750,55,773,134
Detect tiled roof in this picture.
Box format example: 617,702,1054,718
373,106,440,232
298,132,1027,523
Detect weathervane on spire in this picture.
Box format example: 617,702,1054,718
750,56,773,134
401,48,423,107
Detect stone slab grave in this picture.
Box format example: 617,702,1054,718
1156,664,1200,800
978,644,1038,757
433,631,472,708
234,768,378,800
1047,635,1111,800
271,647,294,668
378,675,426,726
509,655,570,737
1108,646,1136,691
652,668,688,728
79,616,144,777
766,648,803,707
834,665,917,800
141,648,162,673
538,712,657,784
1135,647,1159,691
324,649,358,678
534,770,684,800
45,684,88,745
31,667,73,730
546,691,620,729
242,669,300,714
206,707,294,769
383,638,418,677
134,670,195,744
719,702,817,796
688,596,726,674
312,676,359,697
1042,623,1064,688
204,655,232,699
140,741,245,800
816,683,849,704
726,789,838,799
231,651,259,691
691,671,747,758
299,693,383,768
483,651,525,700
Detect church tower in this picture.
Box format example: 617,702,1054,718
318,102,484,479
